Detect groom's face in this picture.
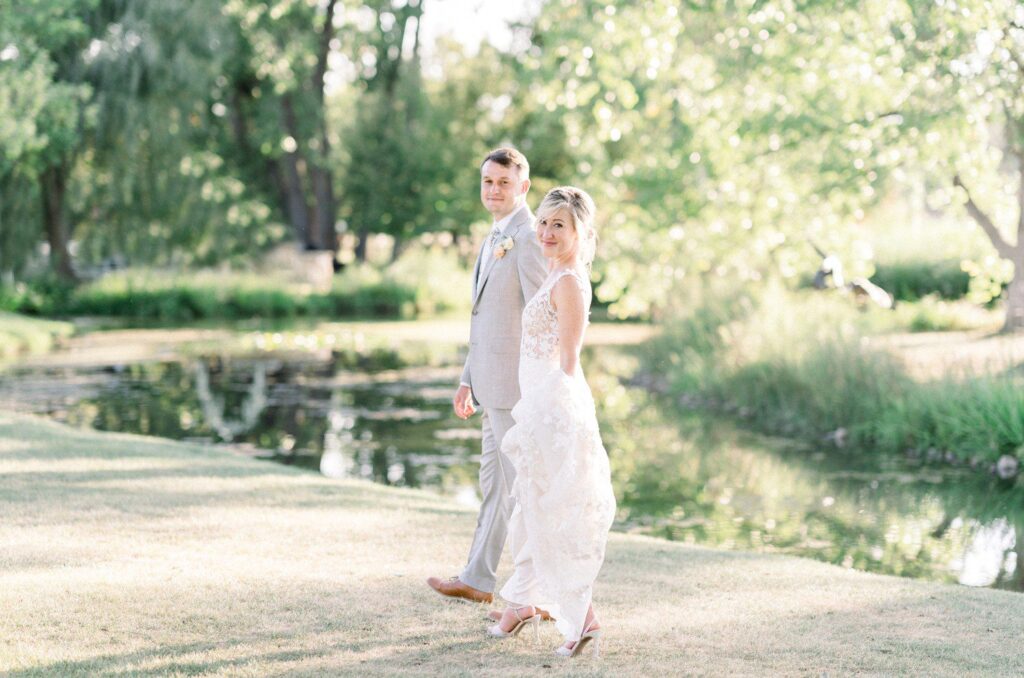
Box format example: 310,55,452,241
480,161,529,221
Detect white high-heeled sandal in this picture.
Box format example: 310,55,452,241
487,606,541,643
555,621,601,658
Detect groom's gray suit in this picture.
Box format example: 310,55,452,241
459,203,547,593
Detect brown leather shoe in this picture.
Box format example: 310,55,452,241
426,576,493,604
487,608,555,622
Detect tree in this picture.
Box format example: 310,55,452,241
1,1,274,277
0,0,100,281
339,0,427,261
892,0,1024,331
0,34,59,277
511,0,914,317
221,0,341,252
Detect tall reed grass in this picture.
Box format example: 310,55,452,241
644,284,1023,469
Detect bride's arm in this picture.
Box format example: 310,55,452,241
552,276,586,377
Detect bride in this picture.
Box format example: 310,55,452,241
485,186,616,658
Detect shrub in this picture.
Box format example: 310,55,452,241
2,250,471,322
0,311,74,359
643,283,1024,469
871,260,971,301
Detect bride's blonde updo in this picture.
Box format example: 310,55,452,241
535,186,598,269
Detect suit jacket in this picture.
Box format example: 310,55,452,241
460,204,548,409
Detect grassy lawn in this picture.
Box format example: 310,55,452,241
2,413,1022,677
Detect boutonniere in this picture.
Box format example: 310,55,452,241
494,237,515,260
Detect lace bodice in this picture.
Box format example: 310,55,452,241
520,268,592,363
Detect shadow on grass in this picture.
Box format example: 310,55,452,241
1,640,336,677
3,414,1023,675
0,415,466,526
7,562,1023,677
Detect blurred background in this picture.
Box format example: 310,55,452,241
2,1,1024,591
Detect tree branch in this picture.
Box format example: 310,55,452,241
312,0,338,106
954,174,1017,259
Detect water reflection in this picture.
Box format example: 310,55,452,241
586,348,1024,591
1,347,1021,592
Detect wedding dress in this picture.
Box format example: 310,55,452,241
499,267,616,641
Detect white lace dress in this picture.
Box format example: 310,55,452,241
498,267,617,641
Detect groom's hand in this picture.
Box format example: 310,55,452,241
453,384,476,419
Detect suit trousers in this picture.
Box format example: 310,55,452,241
460,407,516,592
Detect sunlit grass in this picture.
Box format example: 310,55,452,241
0,311,74,360
5,249,474,322
890,296,1001,333
646,284,1024,468
1,412,1022,676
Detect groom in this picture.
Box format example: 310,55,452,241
427,147,547,604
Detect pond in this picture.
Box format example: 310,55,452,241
2,336,1022,592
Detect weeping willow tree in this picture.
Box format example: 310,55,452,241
0,1,279,279
76,1,276,267
0,0,96,280
0,30,59,279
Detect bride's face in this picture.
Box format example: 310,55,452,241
537,207,578,264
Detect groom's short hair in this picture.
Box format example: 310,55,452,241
481,147,530,180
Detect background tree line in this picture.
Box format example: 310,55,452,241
2,0,1024,327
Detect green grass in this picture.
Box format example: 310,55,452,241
2,250,472,322
1,411,1022,676
0,311,74,360
871,260,971,302
644,283,1023,468
890,296,1000,332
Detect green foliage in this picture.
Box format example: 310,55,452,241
0,4,93,274
643,283,1023,466
54,270,415,321
870,260,970,302
0,311,73,359
342,83,439,251
891,296,1000,332
2,246,470,321
514,0,926,317
868,378,1024,463
4,0,1023,319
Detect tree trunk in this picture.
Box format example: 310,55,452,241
278,154,311,247
1015,524,1024,591
309,168,335,251
40,163,77,282
1003,265,1024,332
1012,141,1024,332
279,94,313,247
308,0,338,254
354,226,370,262
955,173,1024,332
391,234,407,263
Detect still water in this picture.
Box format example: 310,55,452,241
2,343,1021,592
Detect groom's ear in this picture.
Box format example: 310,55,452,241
521,178,531,195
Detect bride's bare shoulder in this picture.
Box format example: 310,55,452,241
550,270,588,312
